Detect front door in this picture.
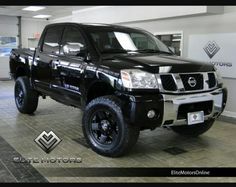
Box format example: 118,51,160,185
50,25,88,107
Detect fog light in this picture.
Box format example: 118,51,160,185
147,110,156,118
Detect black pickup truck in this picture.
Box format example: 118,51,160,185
9,23,227,157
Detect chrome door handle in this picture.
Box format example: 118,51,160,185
51,60,60,70
33,56,40,66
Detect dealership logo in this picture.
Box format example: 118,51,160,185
34,131,62,153
203,41,220,59
188,77,197,87
193,114,198,120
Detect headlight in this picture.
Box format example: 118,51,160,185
215,69,223,85
120,69,158,89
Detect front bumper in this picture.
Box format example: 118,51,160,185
161,87,227,127
120,87,227,129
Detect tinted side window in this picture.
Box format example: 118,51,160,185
42,26,64,53
61,26,86,50
90,32,123,51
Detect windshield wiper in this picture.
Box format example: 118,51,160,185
134,49,172,54
101,49,130,53
101,49,173,55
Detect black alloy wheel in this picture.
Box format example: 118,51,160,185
89,109,119,148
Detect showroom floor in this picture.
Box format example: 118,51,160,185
0,80,236,182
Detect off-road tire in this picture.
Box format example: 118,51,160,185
14,76,38,114
82,95,140,157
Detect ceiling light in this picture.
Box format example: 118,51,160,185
22,6,45,11
33,15,51,19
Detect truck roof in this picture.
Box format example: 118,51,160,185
45,22,144,32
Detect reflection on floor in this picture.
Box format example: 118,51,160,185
0,80,236,182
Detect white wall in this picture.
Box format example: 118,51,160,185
0,15,18,78
71,6,223,23
21,18,49,48
51,6,236,118
50,15,73,23
0,16,49,79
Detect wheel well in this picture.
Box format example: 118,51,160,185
15,67,27,79
87,82,115,104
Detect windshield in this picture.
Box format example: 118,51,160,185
88,28,171,54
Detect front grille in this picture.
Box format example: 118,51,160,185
180,74,203,91
158,72,217,93
208,73,216,88
177,101,213,120
160,75,177,91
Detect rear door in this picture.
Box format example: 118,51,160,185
33,25,64,94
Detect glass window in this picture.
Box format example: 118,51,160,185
130,33,157,50
0,36,17,57
61,26,86,50
42,26,64,54
89,28,170,54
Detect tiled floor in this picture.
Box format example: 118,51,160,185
0,80,236,182
0,136,47,182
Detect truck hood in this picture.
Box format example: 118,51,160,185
100,53,214,74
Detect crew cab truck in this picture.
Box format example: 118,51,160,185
9,23,227,157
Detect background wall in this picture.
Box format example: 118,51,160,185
50,6,236,118
0,16,48,79
21,18,48,49
0,15,18,78
71,6,223,23
50,15,72,23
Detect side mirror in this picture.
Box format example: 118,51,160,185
63,44,81,56
168,46,175,54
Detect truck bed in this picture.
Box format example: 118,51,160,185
11,48,34,59
9,48,35,80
